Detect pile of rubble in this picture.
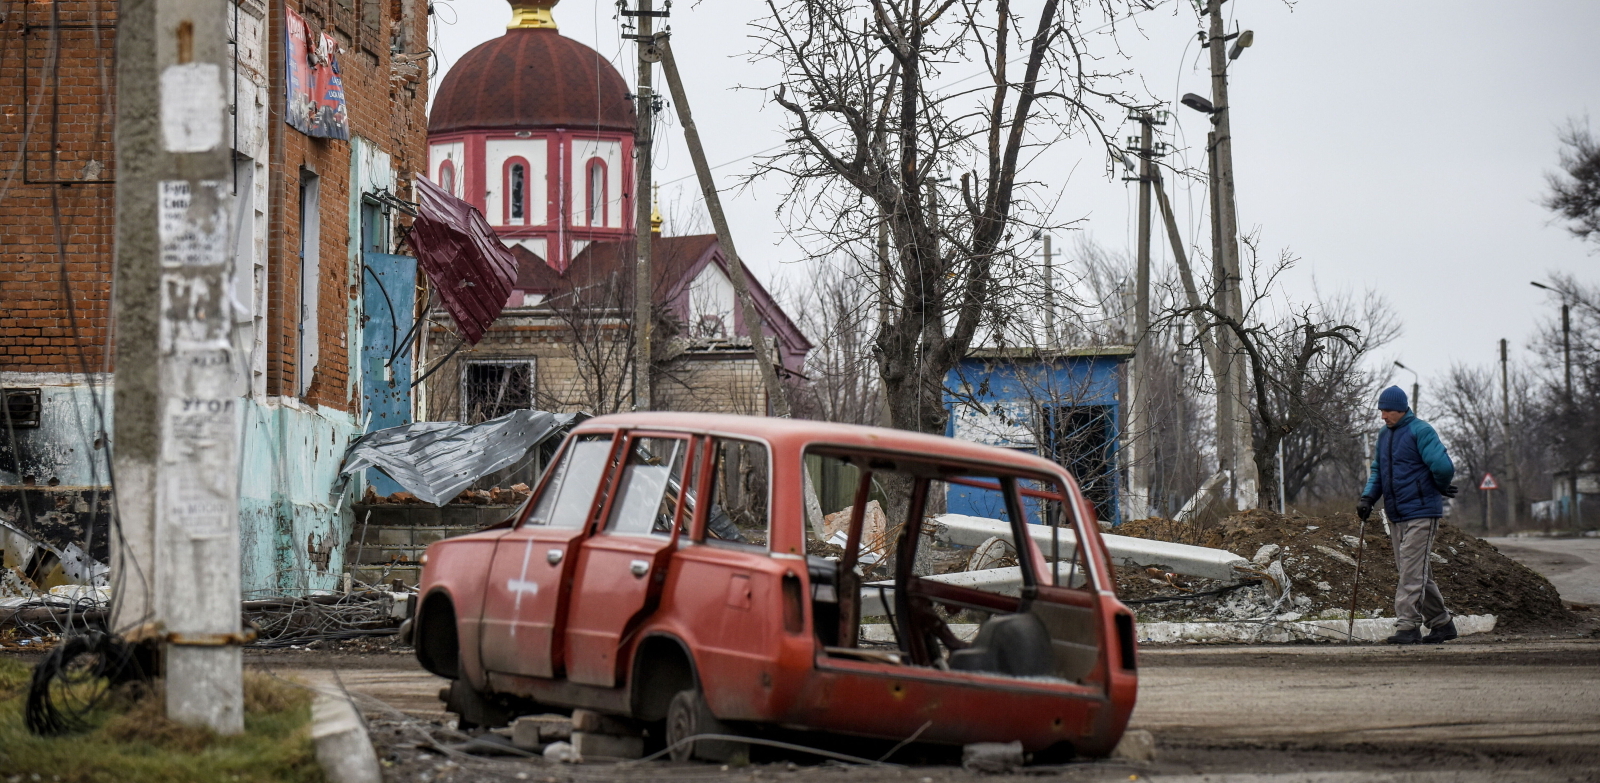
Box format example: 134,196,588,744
362,484,531,506
1115,510,1574,631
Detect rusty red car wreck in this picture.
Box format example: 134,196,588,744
410,413,1138,762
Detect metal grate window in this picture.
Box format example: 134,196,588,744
1036,404,1116,523
2,388,42,429
462,362,533,424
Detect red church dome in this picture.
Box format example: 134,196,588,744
429,27,635,134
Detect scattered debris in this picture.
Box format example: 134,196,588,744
1116,510,1575,632
336,410,583,506
962,741,1024,774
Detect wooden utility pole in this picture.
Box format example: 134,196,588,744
659,40,791,417
114,0,245,732
628,0,658,410
1124,114,1156,521
1205,0,1258,508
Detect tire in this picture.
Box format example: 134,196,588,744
665,688,746,763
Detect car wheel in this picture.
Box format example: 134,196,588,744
665,688,746,763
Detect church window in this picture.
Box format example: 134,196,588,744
438,160,456,197
586,158,607,226
509,162,527,223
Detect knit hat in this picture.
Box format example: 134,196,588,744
1377,385,1408,412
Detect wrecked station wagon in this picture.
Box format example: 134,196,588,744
411,412,1139,761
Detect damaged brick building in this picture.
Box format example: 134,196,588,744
0,0,430,593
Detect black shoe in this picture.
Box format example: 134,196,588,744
1385,627,1422,645
1422,620,1458,644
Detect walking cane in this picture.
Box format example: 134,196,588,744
1347,515,1369,644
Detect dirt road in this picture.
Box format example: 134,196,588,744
253,633,1600,783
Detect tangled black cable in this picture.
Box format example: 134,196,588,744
24,631,152,736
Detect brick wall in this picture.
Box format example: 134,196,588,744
0,0,429,418
266,0,429,409
0,1,117,371
424,316,771,420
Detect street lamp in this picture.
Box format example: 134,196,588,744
1531,280,1581,529
1392,361,1419,415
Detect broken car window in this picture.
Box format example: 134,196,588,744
605,437,688,537
700,438,769,548
524,434,612,529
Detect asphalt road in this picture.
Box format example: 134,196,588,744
257,633,1600,783
1485,536,1600,605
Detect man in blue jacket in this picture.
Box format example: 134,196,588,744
1359,386,1461,644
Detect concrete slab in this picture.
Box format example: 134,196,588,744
931,513,1248,582
859,615,1497,646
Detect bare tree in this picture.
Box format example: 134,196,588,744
1168,241,1398,510
538,270,640,415
790,261,884,426
751,0,1144,441
1544,117,1600,248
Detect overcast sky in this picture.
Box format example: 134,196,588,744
427,0,1598,392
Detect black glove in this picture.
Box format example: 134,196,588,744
1440,484,1460,499
1356,497,1373,521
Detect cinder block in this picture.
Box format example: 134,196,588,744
1111,729,1155,762
570,709,636,736
571,731,643,760
376,527,411,547
511,714,571,748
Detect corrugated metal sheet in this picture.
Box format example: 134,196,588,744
336,410,582,506
410,175,517,344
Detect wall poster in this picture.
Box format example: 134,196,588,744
285,8,349,140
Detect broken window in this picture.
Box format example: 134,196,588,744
1035,404,1117,523
524,434,612,529
801,448,1100,684
605,437,688,537
697,438,769,549
507,161,527,223
461,361,533,424
1,388,41,429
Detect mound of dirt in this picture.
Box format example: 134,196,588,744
1113,510,1574,632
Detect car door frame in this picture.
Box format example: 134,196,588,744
562,430,696,687
475,429,624,679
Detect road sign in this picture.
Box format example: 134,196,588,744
1479,473,1499,491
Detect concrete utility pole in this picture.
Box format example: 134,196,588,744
1205,0,1258,509
659,40,791,418
1500,338,1517,529
1123,113,1157,521
1040,235,1057,348
113,0,245,732
628,0,658,411
1562,303,1576,528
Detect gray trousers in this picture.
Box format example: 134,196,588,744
1390,517,1451,630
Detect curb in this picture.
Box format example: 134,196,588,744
311,691,384,783
1137,614,1497,644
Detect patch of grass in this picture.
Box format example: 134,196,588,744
0,656,323,783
